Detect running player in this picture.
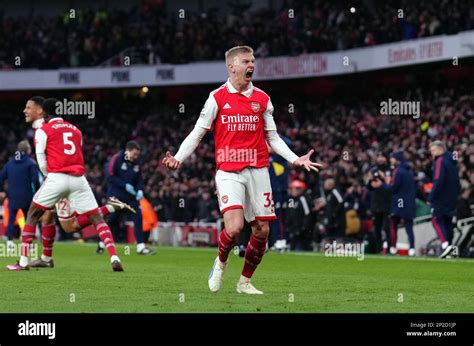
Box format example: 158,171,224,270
7,98,123,271
163,46,322,294
21,96,134,268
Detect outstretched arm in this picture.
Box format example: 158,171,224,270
265,130,322,171
263,98,323,172
162,126,208,170
163,92,217,171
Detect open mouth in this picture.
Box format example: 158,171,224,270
245,70,254,79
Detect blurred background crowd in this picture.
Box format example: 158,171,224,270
0,74,472,249
1,0,473,69
0,0,472,252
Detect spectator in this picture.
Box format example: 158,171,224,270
286,180,313,251
457,187,473,220
196,190,219,222
322,178,346,238
367,153,392,253
1,0,473,69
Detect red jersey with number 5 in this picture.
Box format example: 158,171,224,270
35,117,85,176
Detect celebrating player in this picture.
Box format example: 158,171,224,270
163,46,322,294
18,96,134,268
7,98,124,272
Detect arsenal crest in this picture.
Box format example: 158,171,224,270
221,195,229,204
251,102,260,112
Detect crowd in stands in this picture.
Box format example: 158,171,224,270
0,82,472,248
1,0,473,69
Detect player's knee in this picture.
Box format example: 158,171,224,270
60,220,80,233
225,221,244,238
87,211,104,226
41,211,54,225
252,220,269,239
27,205,45,224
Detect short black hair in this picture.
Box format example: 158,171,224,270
126,141,141,151
43,98,60,117
28,96,45,107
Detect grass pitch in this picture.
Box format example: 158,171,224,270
0,242,472,313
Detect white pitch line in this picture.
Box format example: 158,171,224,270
26,241,474,263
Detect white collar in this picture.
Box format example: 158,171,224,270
49,117,63,122
32,118,45,129
226,79,253,98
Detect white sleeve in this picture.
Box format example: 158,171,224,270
265,130,299,164
195,93,219,130
263,97,299,163
263,98,277,131
300,196,311,215
35,129,48,175
174,126,208,163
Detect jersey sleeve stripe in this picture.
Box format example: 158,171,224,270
108,154,119,176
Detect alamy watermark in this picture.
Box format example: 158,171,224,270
0,243,38,259
216,146,257,166
324,241,365,261
380,98,420,119
18,320,55,339
55,98,95,119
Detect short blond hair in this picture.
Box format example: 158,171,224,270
429,140,446,151
225,45,254,65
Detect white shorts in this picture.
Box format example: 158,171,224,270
215,167,276,223
33,172,99,216
54,198,78,220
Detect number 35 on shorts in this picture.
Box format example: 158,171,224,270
263,192,275,212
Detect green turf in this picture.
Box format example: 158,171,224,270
0,242,472,313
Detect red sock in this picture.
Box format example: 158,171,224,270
218,229,237,263
21,224,36,257
99,206,110,217
242,234,268,279
76,207,109,228
41,223,56,257
95,222,117,257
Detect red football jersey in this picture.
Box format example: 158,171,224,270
196,80,277,171
35,117,85,176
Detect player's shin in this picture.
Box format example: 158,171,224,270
218,228,238,263
20,224,36,267
41,223,56,261
241,233,268,279
95,222,119,260
76,206,111,228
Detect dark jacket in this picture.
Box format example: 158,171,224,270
0,153,40,208
105,150,144,202
457,197,472,220
286,194,313,238
368,164,392,213
324,188,346,235
384,161,416,219
428,151,460,216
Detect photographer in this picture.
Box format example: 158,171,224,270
367,153,392,253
